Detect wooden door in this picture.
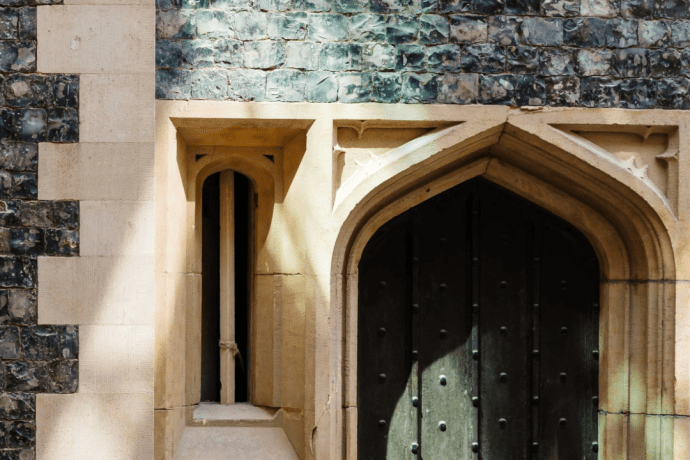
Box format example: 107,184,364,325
357,178,599,460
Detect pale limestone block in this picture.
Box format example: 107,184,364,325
80,325,154,394
252,274,275,406
37,5,154,74
81,73,155,143
676,282,690,415
173,427,298,460
80,200,154,257
37,143,80,199
155,407,187,460
675,417,690,460
276,274,305,410
37,393,153,460
38,255,154,325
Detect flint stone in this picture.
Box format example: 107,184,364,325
488,16,521,46
49,360,78,393
258,0,291,10
52,201,78,230
1,448,35,460
266,69,305,101
613,48,649,77
338,72,372,102
53,75,78,109
521,18,562,46
402,73,437,103
563,18,607,47
541,0,579,16
427,44,461,72
386,15,417,44
545,76,580,106
505,0,539,14
18,8,35,40
58,326,78,359
362,44,396,70
156,10,196,39
577,49,613,76
515,75,545,106
182,40,214,68
286,42,319,70
191,69,228,100
21,326,58,361
396,44,425,71
460,44,505,74
654,0,687,18
0,7,18,40
621,0,651,17
9,174,37,201
235,12,267,40
0,258,35,288
437,73,478,104
0,394,34,420
320,43,362,71
47,108,78,143
0,108,14,140
0,41,36,73
214,39,243,68
3,74,51,108
0,173,9,199
0,0,25,5
305,71,337,102
638,20,670,47
18,202,52,228
671,21,690,47
0,201,18,227
581,0,620,17
371,73,402,103
179,0,209,9
244,41,285,69
14,109,45,143
539,48,575,76
0,326,21,358
333,0,366,12
650,49,681,77
8,290,36,325
656,78,690,109
6,421,34,448
682,50,690,78
507,46,539,74
268,12,308,39
474,0,503,14
156,40,183,68
0,289,6,323
197,10,234,39
227,69,266,101
349,14,387,42
0,75,3,106
619,78,656,108
370,0,408,13
0,142,36,172
450,15,487,44
479,74,515,105
606,19,638,47
211,0,250,10
411,0,439,13
4,361,49,392
293,0,330,11
420,15,449,44
309,14,348,41
439,0,472,12
45,229,79,256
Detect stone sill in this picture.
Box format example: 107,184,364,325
189,402,282,427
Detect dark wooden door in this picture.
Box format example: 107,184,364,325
357,178,599,460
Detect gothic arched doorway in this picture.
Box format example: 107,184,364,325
357,178,600,460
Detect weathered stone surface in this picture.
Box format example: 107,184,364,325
57,326,78,359
507,46,539,73
439,0,472,13
515,75,545,106
402,73,437,103
655,77,689,108
395,44,425,71
235,12,267,40
197,10,234,39
292,0,330,11
437,73,478,103
427,44,461,72
338,72,371,102
320,43,361,71
621,0,651,17
3,75,52,108
46,108,78,143
638,20,671,47
349,14,387,42
20,326,57,361
17,8,34,41
577,49,612,76
650,49,681,77
488,16,521,45
52,201,78,230
670,20,690,47
0,201,19,227
44,229,78,256
18,202,51,229
191,69,227,100
0,7,18,40
285,42,319,70
612,48,649,77
179,0,209,9
8,174,35,200
210,0,250,9
0,109,14,141
505,0,539,14
156,10,196,39
214,39,243,68
581,0,620,17
0,41,35,73
474,0,503,15
564,18,607,47
545,75,580,105
619,77,655,107
268,12,308,40
182,40,214,68
0,258,35,288
6,421,34,448
53,75,78,109
370,0,407,13
7,290,35,326
386,15,418,44
4,362,48,392
0,173,10,200
156,40,183,68
258,0,291,11
13,110,45,143
0,326,21,359
309,13,348,41
227,69,266,101
371,72,402,102
332,0,366,12
521,18,563,46
606,19,638,47
419,15,449,44
266,69,305,101
450,15,487,44
0,290,7,323
362,43,396,70
539,48,575,76
479,74,515,104
654,0,687,18
244,41,285,69
48,360,78,393
541,0,579,16
0,142,36,172
0,393,34,420
460,44,505,74
305,71,337,102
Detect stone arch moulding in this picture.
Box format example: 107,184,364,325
330,111,684,460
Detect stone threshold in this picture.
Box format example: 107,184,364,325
189,402,282,427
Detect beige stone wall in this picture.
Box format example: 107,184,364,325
35,2,155,459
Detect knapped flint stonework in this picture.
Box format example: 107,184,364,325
0,0,80,458
156,0,690,107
